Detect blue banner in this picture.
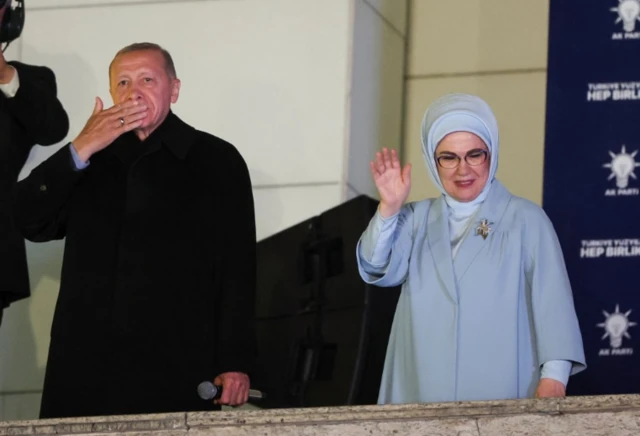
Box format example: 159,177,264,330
543,1,640,395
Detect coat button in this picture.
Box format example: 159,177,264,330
39,184,47,192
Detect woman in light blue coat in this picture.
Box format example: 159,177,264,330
357,93,586,404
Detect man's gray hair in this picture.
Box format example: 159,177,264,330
109,42,177,79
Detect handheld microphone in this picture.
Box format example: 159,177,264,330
197,381,266,402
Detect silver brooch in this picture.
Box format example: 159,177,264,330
476,219,493,240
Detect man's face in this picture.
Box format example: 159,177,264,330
109,50,180,136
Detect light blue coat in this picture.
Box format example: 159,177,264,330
357,180,586,404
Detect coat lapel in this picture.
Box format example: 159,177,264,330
427,197,459,304
452,180,512,281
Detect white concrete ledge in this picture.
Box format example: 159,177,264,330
1,394,639,435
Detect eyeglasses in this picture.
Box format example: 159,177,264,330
435,149,488,169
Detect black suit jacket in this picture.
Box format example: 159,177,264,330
0,61,69,309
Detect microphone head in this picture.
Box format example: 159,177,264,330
197,381,219,400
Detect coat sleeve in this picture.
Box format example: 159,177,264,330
215,144,257,377
6,62,69,146
12,144,84,242
525,205,587,376
356,203,416,287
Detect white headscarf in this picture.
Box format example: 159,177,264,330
420,93,500,258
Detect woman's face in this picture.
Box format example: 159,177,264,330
434,132,490,202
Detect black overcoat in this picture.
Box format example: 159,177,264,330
0,61,68,314
13,111,257,418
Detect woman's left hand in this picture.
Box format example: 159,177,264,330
534,378,566,398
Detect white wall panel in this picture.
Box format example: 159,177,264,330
346,0,405,200
1,393,41,421
363,0,407,35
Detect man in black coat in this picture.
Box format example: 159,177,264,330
13,42,257,418
0,4,69,325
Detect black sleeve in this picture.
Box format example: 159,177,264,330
215,144,258,377
12,144,84,242
6,61,69,146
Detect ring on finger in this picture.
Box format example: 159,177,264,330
119,117,125,127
